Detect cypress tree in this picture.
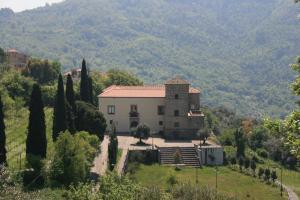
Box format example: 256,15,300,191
66,74,76,110
80,59,89,102
0,96,7,165
88,76,94,104
53,74,67,141
66,74,76,134
234,128,246,158
26,84,47,158
108,125,118,170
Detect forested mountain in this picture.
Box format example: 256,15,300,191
0,0,299,117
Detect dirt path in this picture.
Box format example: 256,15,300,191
276,181,299,200
91,135,109,177
116,149,128,175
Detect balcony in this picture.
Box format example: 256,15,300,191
129,112,139,118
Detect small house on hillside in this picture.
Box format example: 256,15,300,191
6,49,30,69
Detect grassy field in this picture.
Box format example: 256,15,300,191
5,108,54,170
128,164,288,200
224,146,300,197
117,148,123,164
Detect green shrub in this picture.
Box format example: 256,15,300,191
167,175,178,186
44,131,97,186
75,101,107,140
256,148,269,158
219,130,235,146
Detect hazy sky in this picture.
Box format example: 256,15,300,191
0,0,64,12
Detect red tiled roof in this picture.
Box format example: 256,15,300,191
98,85,200,98
7,49,18,53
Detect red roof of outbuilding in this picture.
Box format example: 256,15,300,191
98,85,200,98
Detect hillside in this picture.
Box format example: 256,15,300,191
0,0,300,117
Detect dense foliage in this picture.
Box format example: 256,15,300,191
134,123,150,144
44,131,99,186
24,84,47,186
22,59,60,85
0,96,6,165
75,101,106,140
65,74,76,134
80,59,93,104
64,173,234,200
108,126,118,170
0,0,299,117
26,84,47,159
52,74,67,141
0,68,34,108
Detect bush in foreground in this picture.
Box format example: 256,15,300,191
44,131,99,186
64,173,235,200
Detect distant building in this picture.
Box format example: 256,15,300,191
6,49,29,69
98,76,205,140
64,68,82,79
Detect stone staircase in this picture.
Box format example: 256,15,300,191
159,147,200,167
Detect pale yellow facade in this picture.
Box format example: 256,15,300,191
99,97,165,133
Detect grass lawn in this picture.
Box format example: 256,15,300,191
225,146,300,197
6,108,54,170
116,148,123,164
128,164,288,200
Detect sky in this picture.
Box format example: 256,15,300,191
0,0,64,12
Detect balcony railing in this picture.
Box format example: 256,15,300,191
129,112,139,118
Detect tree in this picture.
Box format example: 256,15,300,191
66,103,76,134
0,47,6,63
75,101,106,140
104,69,143,87
108,125,118,170
264,168,271,181
234,128,246,158
25,83,47,186
23,59,60,84
250,160,257,176
199,130,210,145
88,76,93,105
80,59,90,102
174,148,182,170
66,74,76,110
46,131,98,186
249,127,269,150
258,168,264,179
230,157,236,165
66,74,76,134
26,84,47,158
52,74,67,141
284,111,300,160
271,170,278,183
238,157,244,171
0,96,6,165
134,124,150,144
244,157,250,170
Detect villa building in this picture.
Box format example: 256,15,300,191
98,77,205,140
6,49,29,69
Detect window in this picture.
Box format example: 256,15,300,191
109,120,113,124
159,121,163,126
130,105,138,112
174,122,180,127
108,105,115,114
158,106,165,115
175,94,179,99
174,110,179,116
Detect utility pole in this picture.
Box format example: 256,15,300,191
195,166,199,184
215,165,218,191
280,166,283,197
